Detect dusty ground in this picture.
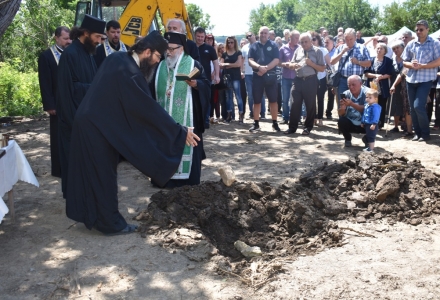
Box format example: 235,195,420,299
1,111,440,299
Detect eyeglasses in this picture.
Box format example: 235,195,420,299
153,52,162,60
377,40,385,43
246,35,253,38
167,45,181,53
416,29,425,32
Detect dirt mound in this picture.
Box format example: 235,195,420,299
135,152,440,285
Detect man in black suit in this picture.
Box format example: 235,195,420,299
37,26,71,177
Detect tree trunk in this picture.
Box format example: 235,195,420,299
0,0,22,38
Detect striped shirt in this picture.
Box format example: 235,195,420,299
402,36,440,83
334,42,371,77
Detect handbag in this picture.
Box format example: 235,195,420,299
328,49,353,88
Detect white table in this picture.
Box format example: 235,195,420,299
0,140,39,223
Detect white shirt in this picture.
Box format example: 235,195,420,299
317,47,328,80
241,43,253,75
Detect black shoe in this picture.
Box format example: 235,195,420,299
301,128,310,135
326,115,332,120
280,120,289,125
204,123,210,129
272,123,281,132
284,129,296,135
390,127,400,133
249,124,261,132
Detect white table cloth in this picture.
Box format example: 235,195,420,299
0,140,39,223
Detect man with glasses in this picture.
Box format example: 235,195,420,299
402,20,440,142
248,26,281,132
284,32,325,135
330,28,371,103
153,32,211,187
65,32,198,235
242,32,266,119
166,18,200,62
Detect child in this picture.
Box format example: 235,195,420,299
361,89,382,152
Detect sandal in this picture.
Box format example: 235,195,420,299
105,224,138,236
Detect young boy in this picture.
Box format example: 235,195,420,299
361,89,382,152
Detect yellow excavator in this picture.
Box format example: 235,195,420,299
74,0,194,46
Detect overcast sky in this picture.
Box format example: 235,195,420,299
186,0,396,36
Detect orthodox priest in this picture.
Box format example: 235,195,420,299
66,31,200,235
56,15,105,198
152,32,210,188
38,26,71,177
94,20,128,68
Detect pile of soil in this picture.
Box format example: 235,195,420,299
135,152,440,274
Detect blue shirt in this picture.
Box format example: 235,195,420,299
362,103,381,125
335,42,371,77
342,86,367,126
402,36,440,83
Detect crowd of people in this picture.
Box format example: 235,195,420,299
37,15,440,235
201,21,440,146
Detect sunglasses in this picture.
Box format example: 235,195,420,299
416,29,425,32
246,34,253,38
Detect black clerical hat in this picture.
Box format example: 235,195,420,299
81,14,106,34
143,31,168,55
164,32,188,54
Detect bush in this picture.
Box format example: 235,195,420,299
0,61,43,116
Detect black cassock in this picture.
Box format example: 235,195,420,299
150,59,210,188
66,52,193,234
56,39,98,198
38,48,62,177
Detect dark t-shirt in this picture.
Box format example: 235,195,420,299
248,40,280,74
198,43,217,79
222,50,242,81
356,38,365,44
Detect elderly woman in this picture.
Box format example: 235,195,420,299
390,40,413,136
364,42,394,128
220,36,244,123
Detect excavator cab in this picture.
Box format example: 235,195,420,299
74,0,193,46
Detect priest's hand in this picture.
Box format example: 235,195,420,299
46,109,56,116
185,79,198,88
186,127,200,147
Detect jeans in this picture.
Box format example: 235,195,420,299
282,78,294,121
337,77,349,103
406,81,432,138
226,80,244,113
244,75,265,117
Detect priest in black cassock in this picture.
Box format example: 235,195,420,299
94,20,128,68
56,15,105,198
151,32,211,188
38,26,71,178
66,31,201,235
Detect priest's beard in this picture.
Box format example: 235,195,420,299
84,36,98,55
166,53,180,69
139,55,157,83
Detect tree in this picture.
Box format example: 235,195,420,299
295,0,379,36
0,0,21,38
0,0,74,71
380,0,440,34
248,0,301,36
186,3,214,32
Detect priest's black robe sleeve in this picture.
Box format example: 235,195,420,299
38,50,57,111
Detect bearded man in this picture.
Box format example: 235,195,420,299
56,14,105,198
66,31,199,235
94,20,128,68
152,32,210,188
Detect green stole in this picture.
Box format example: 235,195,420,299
155,53,194,180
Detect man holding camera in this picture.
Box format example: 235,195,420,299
337,75,367,147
